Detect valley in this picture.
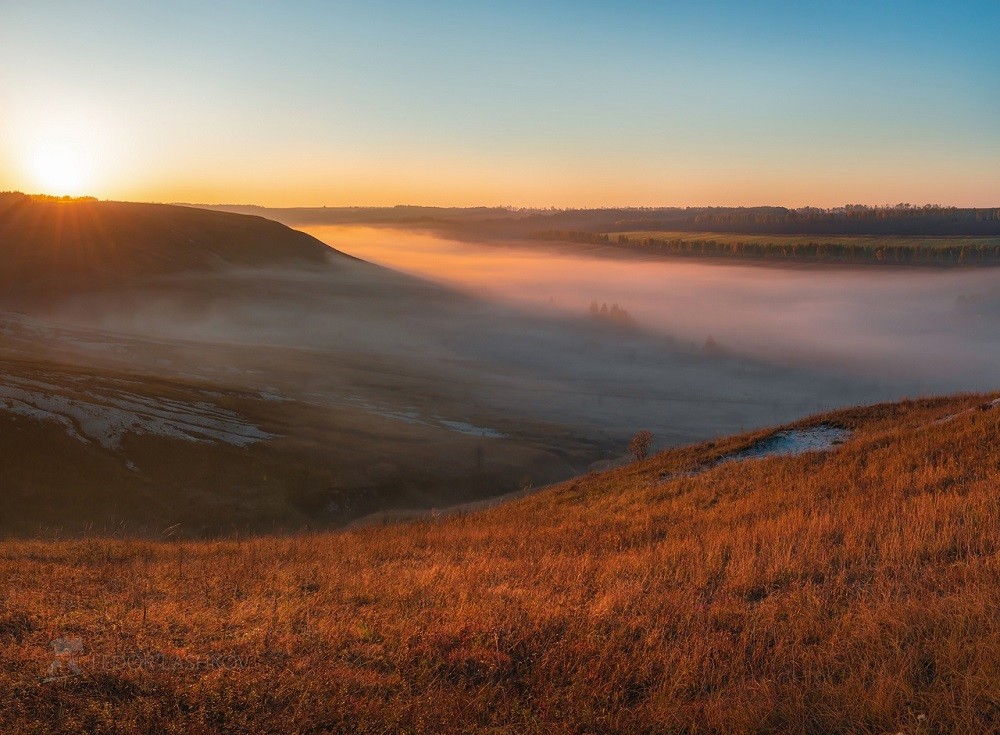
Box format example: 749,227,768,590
0,199,894,535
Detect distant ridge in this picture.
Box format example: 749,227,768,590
197,202,1000,236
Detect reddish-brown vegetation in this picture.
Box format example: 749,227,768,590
2,394,999,733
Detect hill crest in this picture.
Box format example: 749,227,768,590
0,194,343,305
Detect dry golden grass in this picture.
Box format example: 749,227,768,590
2,394,1000,733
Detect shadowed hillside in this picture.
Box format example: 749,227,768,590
3,394,999,733
0,194,337,306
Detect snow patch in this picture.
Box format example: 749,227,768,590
439,420,508,439
719,425,850,463
0,374,272,449
62,339,127,353
333,394,507,438
662,424,850,482
932,398,1000,426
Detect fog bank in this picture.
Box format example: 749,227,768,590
304,225,1000,392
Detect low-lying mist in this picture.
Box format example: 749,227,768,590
302,225,1000,393
12,231,891,454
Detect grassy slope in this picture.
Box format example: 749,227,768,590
3,394,1000,733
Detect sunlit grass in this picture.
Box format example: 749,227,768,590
3,394,1000,732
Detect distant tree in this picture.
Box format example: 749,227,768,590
588,301,637,330
607,303,636,329
628,430,654,461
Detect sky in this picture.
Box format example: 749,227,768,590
1,1,998,207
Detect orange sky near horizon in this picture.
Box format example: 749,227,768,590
2,2,997,210
7,149,998,210
4,116,996,208
3,108,997,209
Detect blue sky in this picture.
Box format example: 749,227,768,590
1,1,997,206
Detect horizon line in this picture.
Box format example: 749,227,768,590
6,191,1000,212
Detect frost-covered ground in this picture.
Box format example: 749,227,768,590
301,392,508,439
717,425,851,464
654,424,851,483
932,397,1000,426
0,373,272,449
0,312,510,443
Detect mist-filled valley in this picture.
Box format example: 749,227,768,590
3,198,998,535
301,224,1000,392
1,196,997,535
0,198,913,534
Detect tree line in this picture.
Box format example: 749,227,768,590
526,205,1000,237
536,230,1000,266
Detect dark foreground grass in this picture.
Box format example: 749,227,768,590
2,394,1000,733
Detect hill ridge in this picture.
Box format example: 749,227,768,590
0,196,344,306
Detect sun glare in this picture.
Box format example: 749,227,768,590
29,141,88,196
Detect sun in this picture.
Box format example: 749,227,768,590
29,141,89,196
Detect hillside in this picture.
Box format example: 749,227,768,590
0,344,575,538
0,194,338,307
3,393,999,733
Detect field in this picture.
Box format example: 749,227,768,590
3,393,1000,733
531,230,1000,266
612,230,1000,251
